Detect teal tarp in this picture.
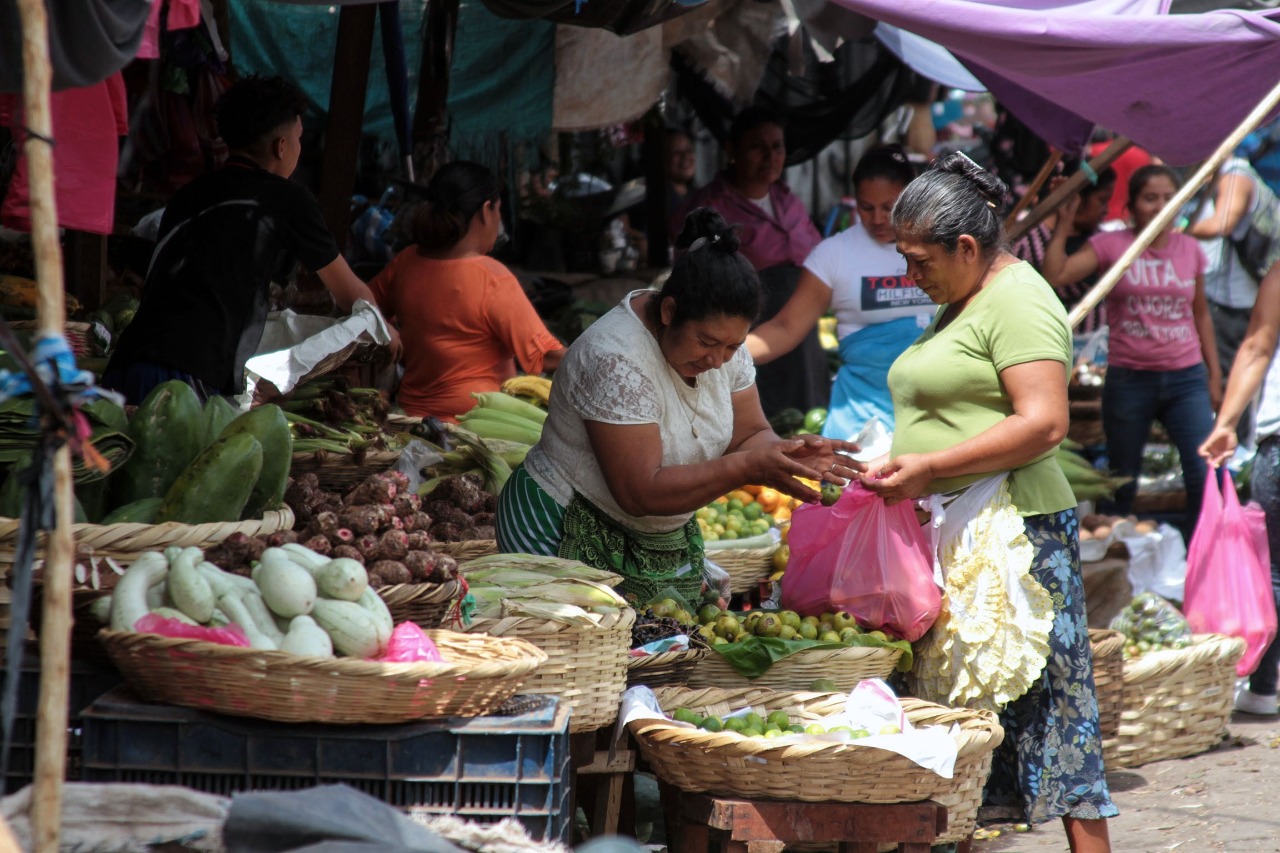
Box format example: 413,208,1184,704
227,0,424,149
447,0,554,162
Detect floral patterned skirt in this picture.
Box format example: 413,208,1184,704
982,508,1119,825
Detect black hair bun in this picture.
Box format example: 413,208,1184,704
935,152,1008,210
675,207,741,254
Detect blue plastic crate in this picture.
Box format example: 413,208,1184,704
82,688,572,843
0,652,122,793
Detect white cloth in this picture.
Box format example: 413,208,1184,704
803,222,934,340
748,194,776,219
523,291,756,533
1254,343,1280,440
1197,157,1262,309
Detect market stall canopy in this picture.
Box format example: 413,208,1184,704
0,0,149,92
825,0,1280,165
481,0,710,35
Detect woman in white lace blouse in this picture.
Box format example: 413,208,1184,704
496,209,860,604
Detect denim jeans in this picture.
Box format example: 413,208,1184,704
1101,363,1215,534
1248,436,1280,696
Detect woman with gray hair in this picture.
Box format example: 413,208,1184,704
861,153,1116,852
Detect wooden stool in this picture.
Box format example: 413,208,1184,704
572,729,637,839
662,787,947,853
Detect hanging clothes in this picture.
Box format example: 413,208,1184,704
0,73,128,235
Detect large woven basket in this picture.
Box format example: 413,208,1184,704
707,545,778,595
378,579,463,629
98,628,547,724
633,686,1003,844
463,608,634,732
435,539,499,561
686,643,903,692
626,648,708,689
385,413,423,434
1089,628,1125,741
1103,633,1245,769
289,449,402,492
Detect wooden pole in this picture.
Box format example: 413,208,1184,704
1004,149,1062,228
1068,81,1280,329
318,3,377,251
15,0,73,851
1006,137,1132,244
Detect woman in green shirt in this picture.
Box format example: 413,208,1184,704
862,154,1116,853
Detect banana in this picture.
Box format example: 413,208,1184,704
501,375,552,406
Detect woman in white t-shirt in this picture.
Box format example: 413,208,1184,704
747,145,932,439
496,209,860,604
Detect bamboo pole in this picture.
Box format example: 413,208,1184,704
1068,81,1280,329
1005,149,1063,228
15,0,73,851
1006,137,1132,244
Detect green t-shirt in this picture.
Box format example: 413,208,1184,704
887,261,1075,516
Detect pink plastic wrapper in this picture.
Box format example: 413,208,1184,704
377,622,445,663
134,613,251,647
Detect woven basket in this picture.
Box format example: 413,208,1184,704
385,413,423,434
626,648,708,689
1103,633,1245,769
707,545,778,595
10,321,100,357
632,686,1003,843
686,643,903,692
435,539,498,561
98,628,547,724
289,449,402,492
1089,628,1125,741
378,579,463,629
463,608,634,732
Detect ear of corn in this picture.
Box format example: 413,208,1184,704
471,391,548,425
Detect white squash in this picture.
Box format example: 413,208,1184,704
280,615,334,658
255,548,317,617
239,590,285,645
167,547,215,623
311,598,384,658
110,552,169,631
218,592,278,650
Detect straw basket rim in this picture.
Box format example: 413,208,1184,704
434,539,498,560
705,544,779,594
0,507,294,561
98,627,548,723
687,642,903,692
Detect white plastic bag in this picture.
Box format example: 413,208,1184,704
1123,523,1188,602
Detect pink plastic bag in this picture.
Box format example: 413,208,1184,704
377,622,445,663
781,483,941,641
134,614,251,647
1184,469,1276,677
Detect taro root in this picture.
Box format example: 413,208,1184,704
479,493,497,514
432,554,459,583
337,506,385,536
403,511,433,533
266,530,300,547
377,529,410,561
429,522,463,542
345,474,397,507
331,544,364,564
370,559,412,585
393,494,421,517
471,512,495,527
406,531,432,551
302,535,332,556
429,474,487,515
425,503,471,529
403,550,438,583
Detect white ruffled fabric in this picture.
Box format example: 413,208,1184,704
911,481,1054,714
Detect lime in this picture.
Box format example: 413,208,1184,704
763,729,785,738
672,708,699,725
767,711,792,730
741,728,764,738
849,728,871,739
724,716,747,732
879,724,902,735
743,712,765,731
808,678,839,692
803,407,828,432
699,716,724,732
727,498,744,512
804,723,827,735
788,724,806,734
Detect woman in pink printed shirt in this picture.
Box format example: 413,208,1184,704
1044,165,1221,533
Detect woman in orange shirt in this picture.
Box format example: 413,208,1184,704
370,162,565,420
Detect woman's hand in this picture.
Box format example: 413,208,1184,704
859,453,935,506
1198,424,1238,468
783,434,864,484
747,438,856,504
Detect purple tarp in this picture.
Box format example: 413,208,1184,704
828,0,1280,165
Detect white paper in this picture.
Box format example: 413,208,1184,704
238,299,390,408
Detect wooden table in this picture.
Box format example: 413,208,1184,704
662,787,948,853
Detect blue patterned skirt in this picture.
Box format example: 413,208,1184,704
982,508,1119,825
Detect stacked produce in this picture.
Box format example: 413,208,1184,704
670,707,898,739
421,432,524,498
500,375,552,407
689,604,894,645
1055,442,1130,504
1078,513,1157,543
419,473,498,541
284,376,402,458
101,542,396,658
454,392,545,445
462,554,628,624
696,487,794,544
37,381,292,525
632,609,711,650
1110,592,1193,659
207,470,461,588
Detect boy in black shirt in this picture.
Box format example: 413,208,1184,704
105,75,401,403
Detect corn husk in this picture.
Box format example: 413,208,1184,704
461,554,622,586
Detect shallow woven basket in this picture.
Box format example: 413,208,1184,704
707,545,778,595
289,449,402,492
633,686,1003,844
463,608,635,732
98,628,547,724
626,647,708,689
1103,633,1245,769
378,579,463,629
1089,628,1126,741
686,643,903,692
435,539,499,561
385,413,423,434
